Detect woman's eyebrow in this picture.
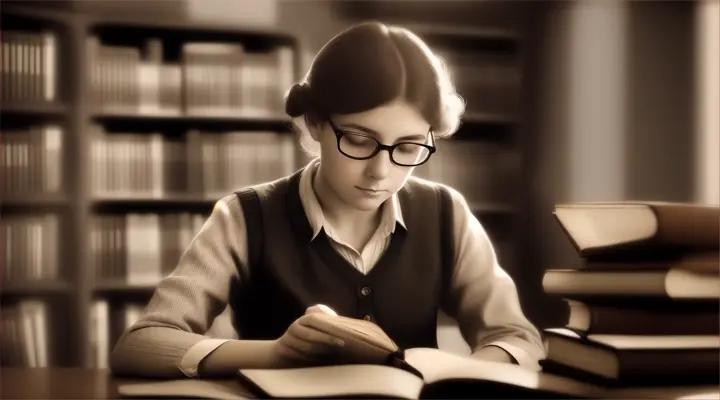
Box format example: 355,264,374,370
339,122,428,141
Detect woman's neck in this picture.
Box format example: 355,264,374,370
312,164,381,235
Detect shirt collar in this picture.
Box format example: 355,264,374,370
298,158,406,241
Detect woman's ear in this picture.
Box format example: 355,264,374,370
305,117,325,142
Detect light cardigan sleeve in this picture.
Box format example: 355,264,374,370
110,194,248,378
440,186,547,371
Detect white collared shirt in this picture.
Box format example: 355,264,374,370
299,158,405,275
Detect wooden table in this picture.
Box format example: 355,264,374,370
0,368,254,399
1,368,122,399
3,367,719,399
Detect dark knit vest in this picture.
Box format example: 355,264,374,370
228,168,454,350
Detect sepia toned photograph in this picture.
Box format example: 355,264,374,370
1,0,718,399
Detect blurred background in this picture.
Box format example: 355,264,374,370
1,0,718,370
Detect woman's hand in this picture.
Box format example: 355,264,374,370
271,305,345,367
470,345,516,364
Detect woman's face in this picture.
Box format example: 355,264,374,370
311,99,432,212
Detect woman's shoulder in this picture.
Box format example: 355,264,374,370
213,174,296,213
405,176,467,205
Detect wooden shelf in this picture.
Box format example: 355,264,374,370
1,194,70,209
411,24,519,54
1,280,71,296
409,23,521,42
91,113,293,133
1,102,69,117
87,15,297,48
92,196,218,212
1,3,76,26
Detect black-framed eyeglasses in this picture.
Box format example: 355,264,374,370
328,120,436,167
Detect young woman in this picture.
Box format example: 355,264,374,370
110,21,545,379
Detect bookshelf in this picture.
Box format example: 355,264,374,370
1,4,302,369
411,25,526,285
2,5,531,368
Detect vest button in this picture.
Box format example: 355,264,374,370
362,314,372,321
360,287,372,296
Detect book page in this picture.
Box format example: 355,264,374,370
404,347,601,398
239,364,424,399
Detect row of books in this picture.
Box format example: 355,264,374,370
1,299,49,368
0,298,145,369
1,29,57,104
90,213,207,285
1,125,63,196
541,202,719,389
2,214,60,283
86,37,295,118
89,126,297,199
436,50,520,116
89,300,143,369
414,140,518,204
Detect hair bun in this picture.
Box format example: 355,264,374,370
285,82,311,117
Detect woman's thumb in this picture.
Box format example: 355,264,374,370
305,304,338,316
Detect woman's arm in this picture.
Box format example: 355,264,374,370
110,194,278,378
439,186,546,370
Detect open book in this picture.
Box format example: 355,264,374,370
237,347,602,399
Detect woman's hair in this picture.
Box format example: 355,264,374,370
285,21,465,156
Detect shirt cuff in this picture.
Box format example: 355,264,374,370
476,341,541,371
178,339,231,377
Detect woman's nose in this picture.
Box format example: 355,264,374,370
364,149,393,180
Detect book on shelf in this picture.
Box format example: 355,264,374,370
88,124,296,200
0,300,50,368
1,29,57,104
542,201,720,390
85,36,295,118
0,125,63,196
90,212,206,286
1,213,60,284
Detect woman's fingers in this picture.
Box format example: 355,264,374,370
288,319,345,353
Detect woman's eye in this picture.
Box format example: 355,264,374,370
397,143,421,154
346,134,374,146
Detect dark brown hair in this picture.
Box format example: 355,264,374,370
285,21,465,154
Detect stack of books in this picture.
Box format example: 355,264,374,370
542,201,719,396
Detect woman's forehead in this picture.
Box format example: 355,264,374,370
332,100,431,140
